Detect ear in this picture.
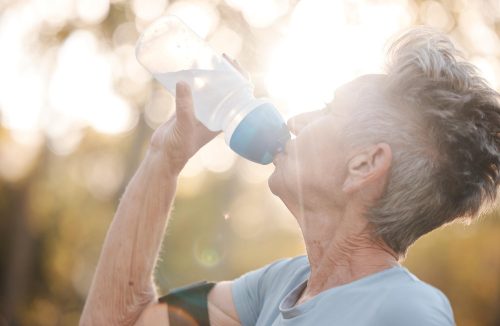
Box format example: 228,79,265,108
342,143,392,194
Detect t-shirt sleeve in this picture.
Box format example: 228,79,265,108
231,258,288,326
380,284,456,326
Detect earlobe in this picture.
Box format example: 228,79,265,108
342,143,392,194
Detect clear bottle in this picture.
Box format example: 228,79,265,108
135,15,290,164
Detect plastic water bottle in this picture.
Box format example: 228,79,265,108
135,15,290,164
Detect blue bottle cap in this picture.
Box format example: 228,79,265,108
229,103,291,165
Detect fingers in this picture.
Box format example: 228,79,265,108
175,82,195,124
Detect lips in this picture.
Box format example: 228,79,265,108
273,152,283,165
273,140,291,165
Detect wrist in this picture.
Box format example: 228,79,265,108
145,147,185,179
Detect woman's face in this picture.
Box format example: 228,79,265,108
268,75,383,216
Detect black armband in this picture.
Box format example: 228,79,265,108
159,281,216,326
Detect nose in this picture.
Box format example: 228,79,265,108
286,110,322,136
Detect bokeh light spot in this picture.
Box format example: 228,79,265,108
76,0,110,25
166,0,220,39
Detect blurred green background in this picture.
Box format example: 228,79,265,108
0,0,499,325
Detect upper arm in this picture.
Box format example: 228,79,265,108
134,281,241,326
208,281,241,325
134,303,169,326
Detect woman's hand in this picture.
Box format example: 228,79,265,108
149,54,248,176
149,82,220,176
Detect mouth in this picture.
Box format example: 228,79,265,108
273,152,283,165
273,141,291,165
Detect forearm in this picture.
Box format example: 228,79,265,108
81,148,178,325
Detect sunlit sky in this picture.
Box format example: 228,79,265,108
0,0,499,180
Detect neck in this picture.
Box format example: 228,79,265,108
295,204,400,304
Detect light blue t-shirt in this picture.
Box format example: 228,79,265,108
232,256,455,326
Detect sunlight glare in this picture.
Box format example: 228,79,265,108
419,0,454,32
33,0,76,26
76,0,110,25
459,9,500,56
264,0,414,118
241,0,290,28
238,160,274,184
166,0,220,39
208,25,243,58
199,136,236,173
1,70,45,132
193,235,226,268
224,0,289,28
47,126,84,156
144,86,175,128
89,94,137,134
132,0,168,22
265,0,352,117
49,30,137,135
471,56,500,91
0,3,45,133
180,154,205,178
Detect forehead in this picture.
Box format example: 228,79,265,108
336,74,387,99
331,74,388,113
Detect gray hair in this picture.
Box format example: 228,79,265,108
349,28,500,257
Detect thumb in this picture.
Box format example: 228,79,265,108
175,82,195,126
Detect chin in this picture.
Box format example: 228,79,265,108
268,168,281,196
268,170,303,220
268,167,295,201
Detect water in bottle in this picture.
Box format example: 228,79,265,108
136,15,290,164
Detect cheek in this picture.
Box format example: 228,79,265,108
297,137,346,189
296,135,335,171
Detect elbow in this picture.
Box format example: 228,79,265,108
79,311,99,326
80,294,157,326
79,311,135,326
80,307,112,326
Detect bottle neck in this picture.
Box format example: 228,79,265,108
222,98,270,145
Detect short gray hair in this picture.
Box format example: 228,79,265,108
351,28,500,257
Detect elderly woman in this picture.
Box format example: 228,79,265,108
81,29,500,325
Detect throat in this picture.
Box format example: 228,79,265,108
297,208,400,304
295,261,399,307
301,241,400,302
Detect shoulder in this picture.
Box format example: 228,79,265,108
378,268,455,326
262,255,309,278
234,255,309,294
230,255,309,326
237,255,308,283
261,255,309,287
